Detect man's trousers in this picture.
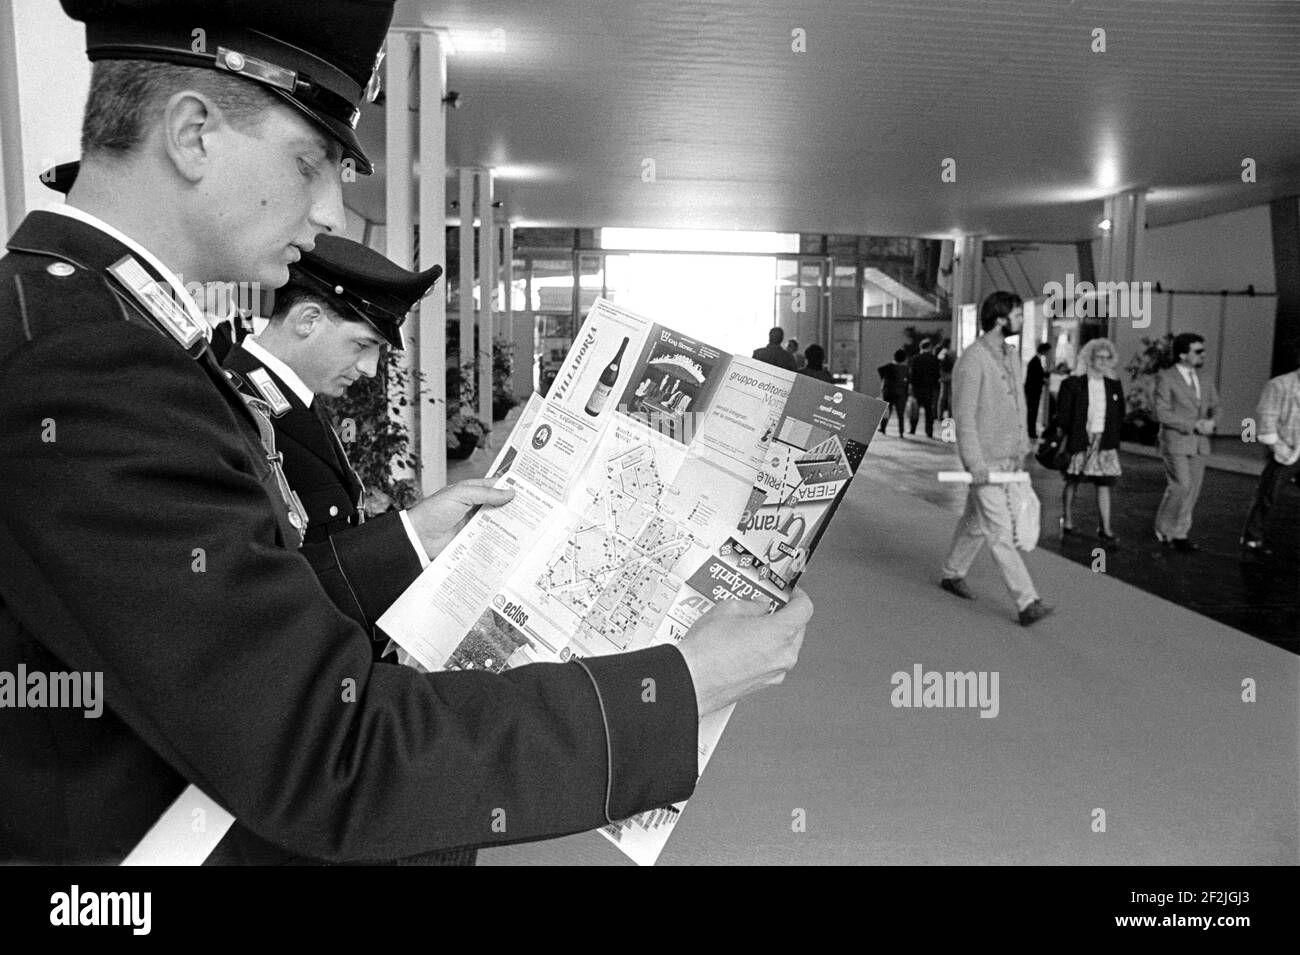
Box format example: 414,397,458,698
942,469,1039,611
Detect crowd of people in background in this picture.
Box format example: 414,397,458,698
753,309,1298,619
748,288,1298,628
751,326,836,384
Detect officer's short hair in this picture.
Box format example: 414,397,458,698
270,277,344,325
82,60,279,157
270,278,377,338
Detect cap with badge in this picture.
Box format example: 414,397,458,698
287,235,443,351
46,0,395,193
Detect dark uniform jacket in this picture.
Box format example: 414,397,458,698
0,211,699,865
224,344,362,544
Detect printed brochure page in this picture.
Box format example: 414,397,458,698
377,298,886,864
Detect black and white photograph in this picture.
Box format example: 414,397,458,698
0,0,1294,932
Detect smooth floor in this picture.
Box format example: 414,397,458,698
463,425,1298,865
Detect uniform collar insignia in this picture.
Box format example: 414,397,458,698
106,255,207,350
247,367,293,417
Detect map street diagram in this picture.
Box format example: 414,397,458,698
538,432,698,654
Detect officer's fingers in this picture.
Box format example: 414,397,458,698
453,478,505,492
777,588,814,624
442,483,515,508
721,597,771,618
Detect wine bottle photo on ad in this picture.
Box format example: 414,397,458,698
584,336,629,416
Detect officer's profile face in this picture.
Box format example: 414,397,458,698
294,305,385,397
181,98,347,289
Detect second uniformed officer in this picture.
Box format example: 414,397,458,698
226,235,442,543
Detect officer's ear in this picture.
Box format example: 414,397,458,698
290,302,326,340
159,90,223,185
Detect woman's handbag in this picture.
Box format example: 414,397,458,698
1035,425,1070,471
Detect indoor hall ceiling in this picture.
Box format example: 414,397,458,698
342,0,1300,241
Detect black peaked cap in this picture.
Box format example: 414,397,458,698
59,0,395,175
290,235,443,350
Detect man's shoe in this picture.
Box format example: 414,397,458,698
1171,538,1199,552
1241,537,1272,556
940,577,975,600
1018,600,1055,626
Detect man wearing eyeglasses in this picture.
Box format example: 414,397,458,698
1153,333,1219,551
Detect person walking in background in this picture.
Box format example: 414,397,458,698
1024,342,1051,438
1154,333,1219,551
802,344,835,382
1240,341,1300,556
940,291,1053,627
938,338,955,419
1055,338,1125,545
877,348,911,437
908,338,942,438
1047,359,1070,425
753,326,798,371
785,338,807,370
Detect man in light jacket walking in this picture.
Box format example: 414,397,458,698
939,291,1054,626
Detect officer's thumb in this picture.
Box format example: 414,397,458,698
446,479,515,508
779,587,814,624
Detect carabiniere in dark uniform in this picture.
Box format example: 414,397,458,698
224,235,443,543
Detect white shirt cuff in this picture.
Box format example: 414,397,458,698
398,510,432,568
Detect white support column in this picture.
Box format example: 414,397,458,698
952,235,984,353
458,168,476,382
2,4,89,229
1098,189,1147,336
502,220,528,399
476,168,495,426
0,1,21,239
384,31,417,486
418,31,448,492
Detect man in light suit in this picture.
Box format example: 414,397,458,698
1154,333,1219,551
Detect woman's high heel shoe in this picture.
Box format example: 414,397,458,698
1097,527,1120,547
1059,517,1075,538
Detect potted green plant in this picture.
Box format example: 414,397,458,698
445,362,491,460
492,338,520,422
1122,334,1173,445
